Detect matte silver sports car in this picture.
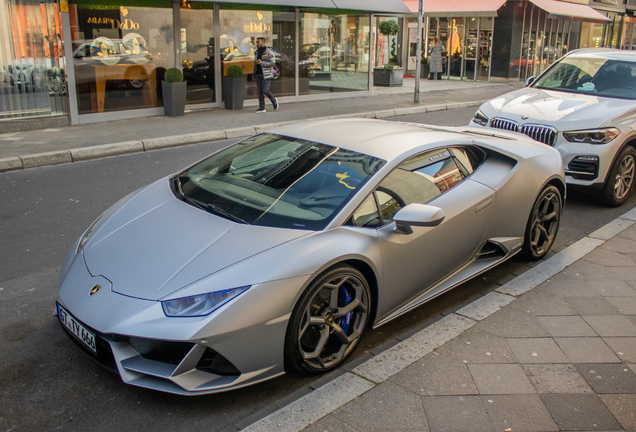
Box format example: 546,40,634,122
56,119,565,395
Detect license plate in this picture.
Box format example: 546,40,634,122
57,304,97,355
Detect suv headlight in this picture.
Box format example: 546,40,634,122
161,286,250,317
76,214,103,254
563,128,620,144
472,109,489,126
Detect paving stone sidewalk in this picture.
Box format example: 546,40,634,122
246,213,636,432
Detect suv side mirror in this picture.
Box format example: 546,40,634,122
393,203,445,234
526,76,536,87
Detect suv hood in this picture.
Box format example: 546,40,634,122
481,87,636,131
83,179,308,301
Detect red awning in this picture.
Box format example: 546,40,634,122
529,0,611,22
403,0,507,17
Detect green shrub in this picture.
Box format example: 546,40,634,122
378,20,400,36
227,65,244,78
165,67,183,83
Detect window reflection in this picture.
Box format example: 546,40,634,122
70,3,174,114
219,6,295,100
376,148,475,221
300,10,369,94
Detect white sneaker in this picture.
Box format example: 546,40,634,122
274,98,279,111
255,108,266,113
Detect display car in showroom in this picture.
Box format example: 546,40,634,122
56,119,565,395
471,48,636,207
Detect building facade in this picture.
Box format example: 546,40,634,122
1,0,634,130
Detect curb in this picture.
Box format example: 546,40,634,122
0,100,486,174
241,207,636,432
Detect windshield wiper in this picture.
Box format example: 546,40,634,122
185,196,248,224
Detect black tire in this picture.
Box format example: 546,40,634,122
521,185,562,261
284,264,371,374
599,146,636,207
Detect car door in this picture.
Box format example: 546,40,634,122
366,146,496,320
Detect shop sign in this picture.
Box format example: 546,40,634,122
244,11,270,33
596,0,619,5
86,16,140,30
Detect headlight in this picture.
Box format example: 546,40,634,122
161,286,250,317
76,214,103,254
473,109,489,126
563,128,620,144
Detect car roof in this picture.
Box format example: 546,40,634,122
270,119,518,161
566,48,636,62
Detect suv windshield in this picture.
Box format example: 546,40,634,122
533,57,636,99
175,133,385,230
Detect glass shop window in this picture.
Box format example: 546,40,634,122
69,2,174,115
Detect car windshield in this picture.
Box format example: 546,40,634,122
176,133,385,230
533,57,636,99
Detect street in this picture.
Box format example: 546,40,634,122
1,107,635,432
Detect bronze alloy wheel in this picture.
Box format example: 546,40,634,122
613,153,635,201
521,185,562,260
601,146,636,207
285,265,370,373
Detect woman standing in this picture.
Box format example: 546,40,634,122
429,38,443,80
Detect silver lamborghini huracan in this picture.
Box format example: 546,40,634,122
56,119,565,395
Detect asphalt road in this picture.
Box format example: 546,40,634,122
1,107,635,432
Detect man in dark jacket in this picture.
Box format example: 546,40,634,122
254,37,279,113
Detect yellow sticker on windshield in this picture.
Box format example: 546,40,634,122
336,172,356,189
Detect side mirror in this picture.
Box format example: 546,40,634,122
526,76,536,87
393,203,445,234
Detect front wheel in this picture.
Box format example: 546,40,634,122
285,264,371,374
521,185,562,261
600,146,636,207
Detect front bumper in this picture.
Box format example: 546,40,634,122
470,118,623,187
56,253,303,395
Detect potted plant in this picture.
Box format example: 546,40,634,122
373,63,404,87
378,20,400,65
162,67,186,117
420,55,430,79
223,65,246,110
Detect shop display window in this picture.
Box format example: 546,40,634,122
69,1,174,115
180,3,215,104
219,5,295,100
300,9,370,94
1,0,67,119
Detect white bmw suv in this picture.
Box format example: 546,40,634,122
471,48,636,206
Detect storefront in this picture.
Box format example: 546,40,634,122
624,0,636,49
61,0,407,124
402,0,505,81
0,0,68,124
489,0,611,82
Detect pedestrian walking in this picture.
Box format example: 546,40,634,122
253,37,279,113
429,37,443,80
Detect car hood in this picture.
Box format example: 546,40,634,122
83,179,308,301
480,87,636,130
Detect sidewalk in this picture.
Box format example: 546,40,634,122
244,209,636,432
0,79,522,172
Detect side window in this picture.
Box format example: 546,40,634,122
449,146,486,176
348,194,381,228
375,148,469,222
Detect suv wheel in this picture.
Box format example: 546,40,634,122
600,146,636,207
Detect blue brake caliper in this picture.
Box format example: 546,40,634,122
338,286,353,334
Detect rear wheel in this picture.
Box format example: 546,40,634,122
285,264,371,374
521,185,562,261
600,146,636,207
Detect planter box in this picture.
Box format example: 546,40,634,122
420,64,430,79
373,67,404,87
162,81,187,117
223,76,246,110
